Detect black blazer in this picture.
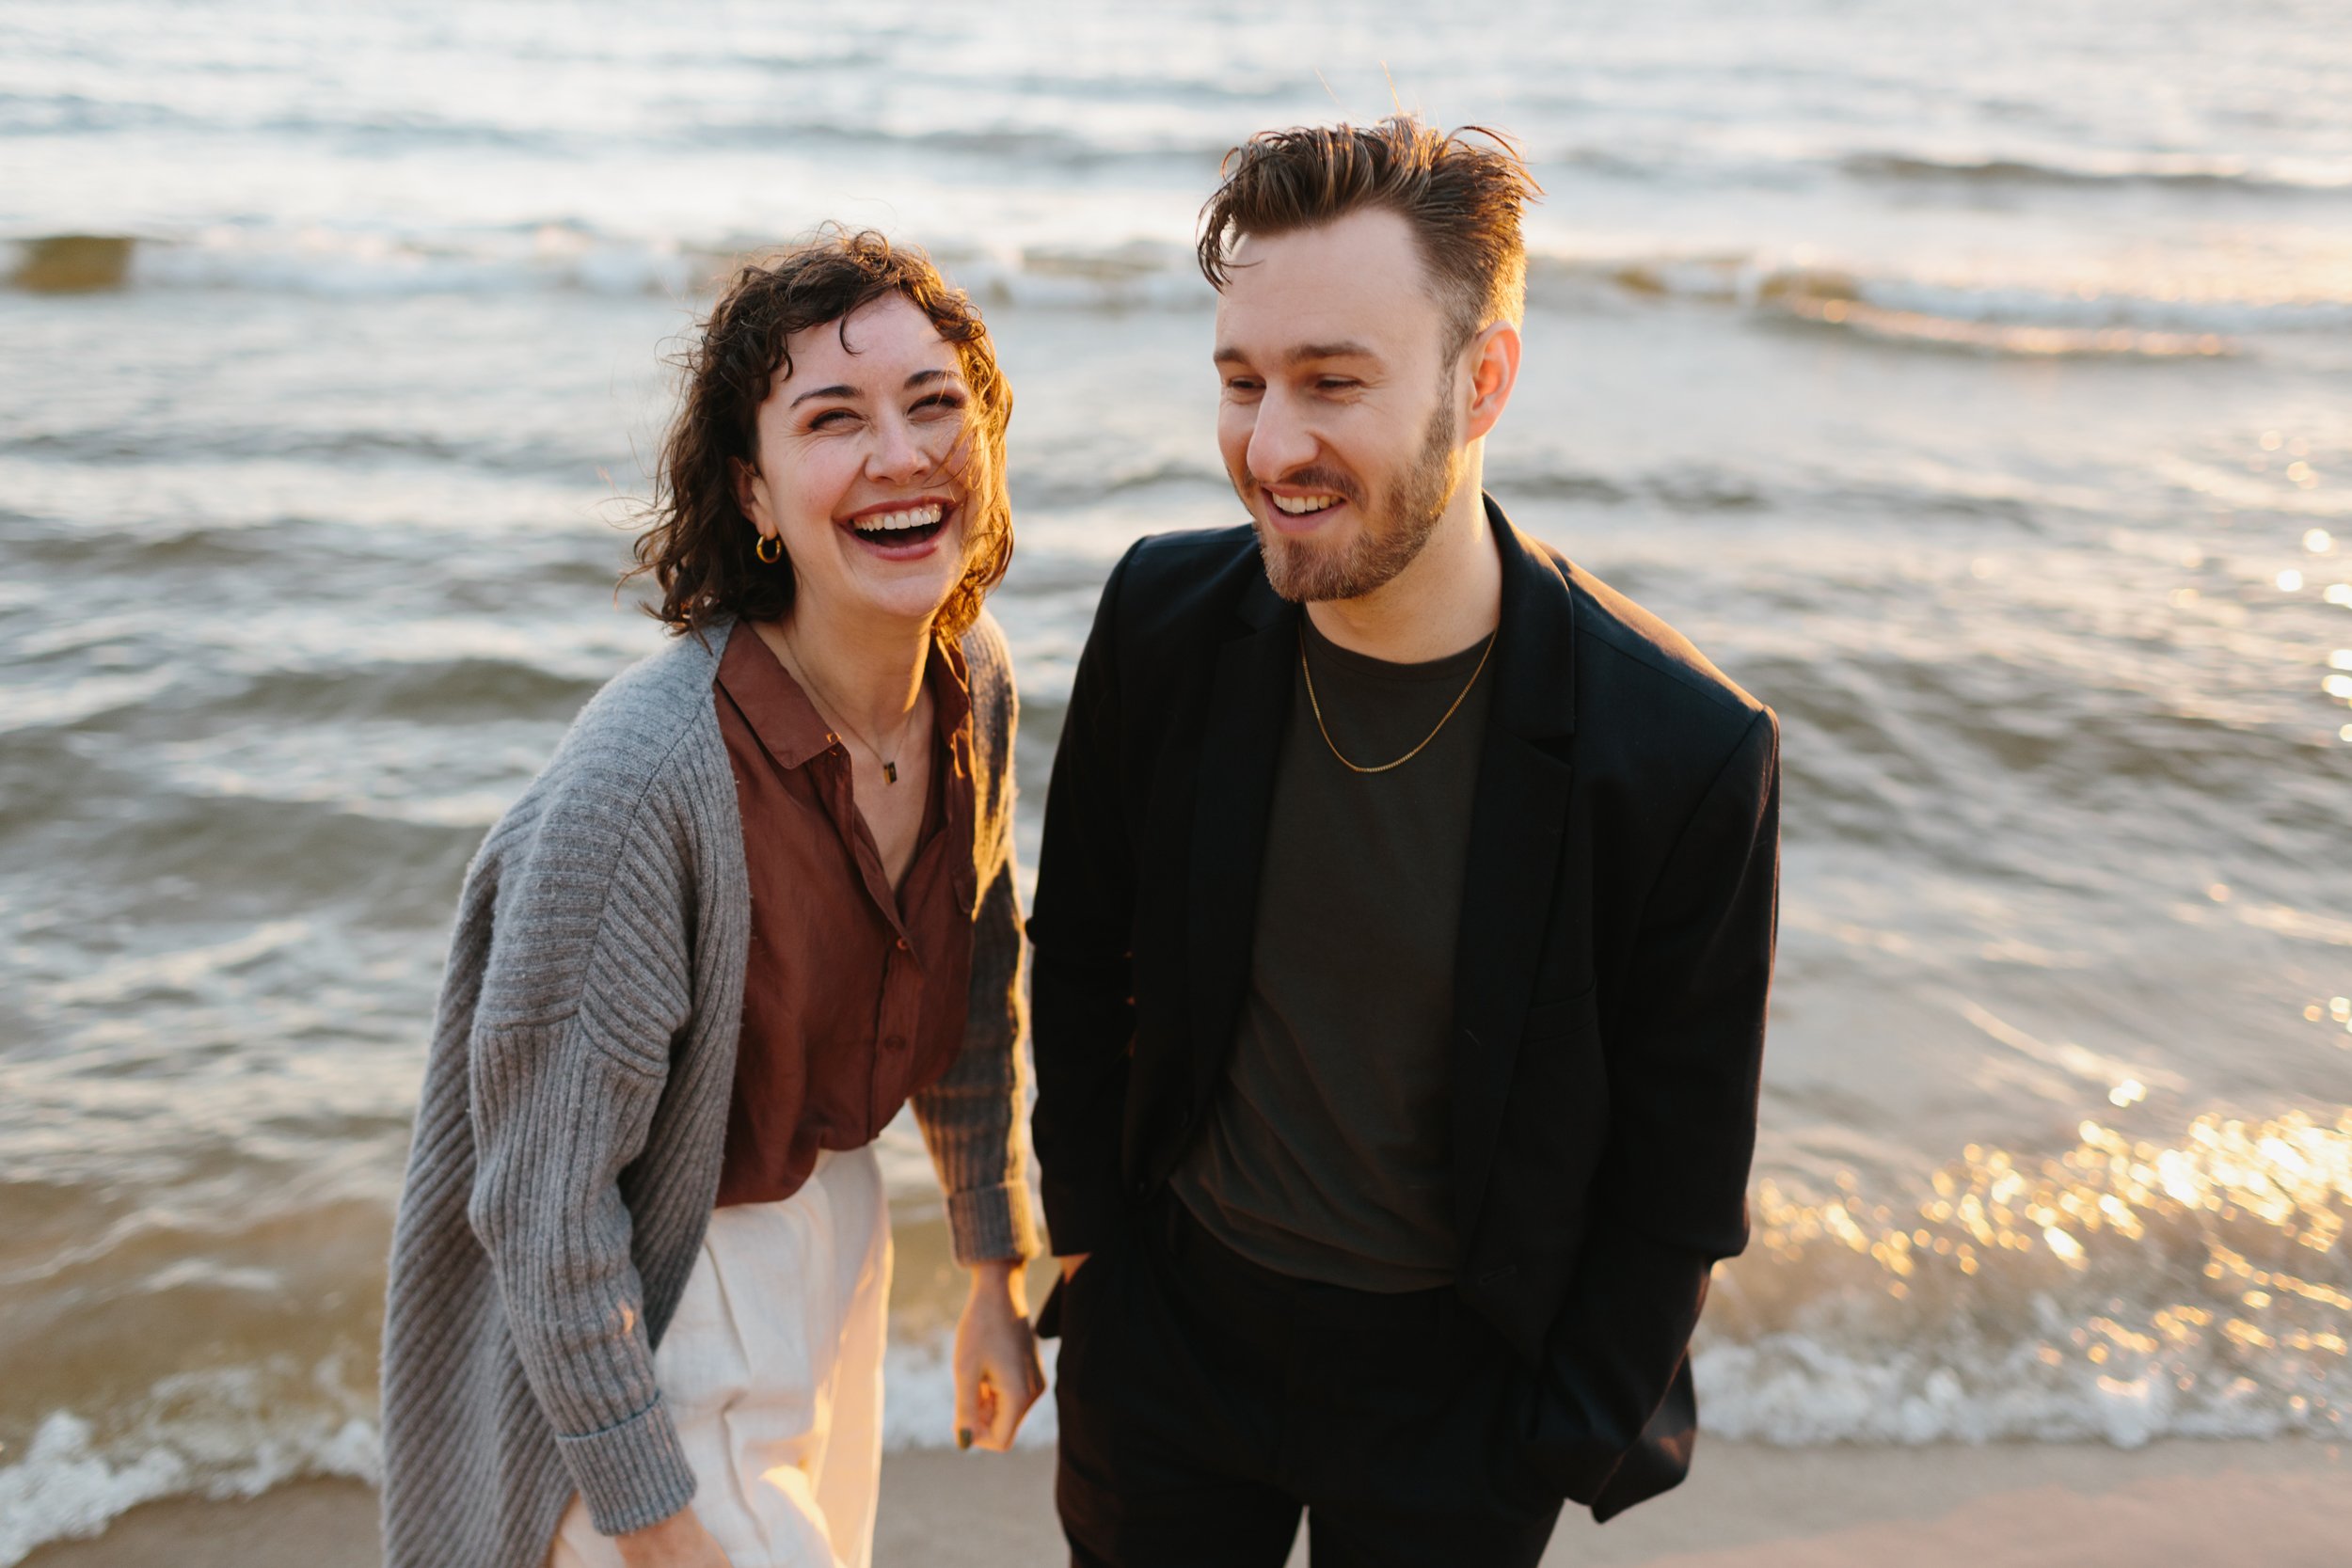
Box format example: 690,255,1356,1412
1027,495,1780,1521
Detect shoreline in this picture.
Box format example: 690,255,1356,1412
21,1436,2348,1567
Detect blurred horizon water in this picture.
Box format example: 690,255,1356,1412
3,1,2351,1559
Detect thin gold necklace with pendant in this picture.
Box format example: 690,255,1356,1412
1299,622,1495,775
783,629,923,784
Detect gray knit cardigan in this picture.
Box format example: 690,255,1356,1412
378,613,1036,1568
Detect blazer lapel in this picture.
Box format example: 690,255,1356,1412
1452,498,1581,1247
1184,576,1297,1108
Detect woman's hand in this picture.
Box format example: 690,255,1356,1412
953,1258,1045,1451
612,1505,730,1567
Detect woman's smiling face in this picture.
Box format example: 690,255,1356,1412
735,292,977,629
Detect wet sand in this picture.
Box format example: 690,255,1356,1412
24,1438,2348,1567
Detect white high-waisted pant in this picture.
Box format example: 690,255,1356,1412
546,1145,892,1568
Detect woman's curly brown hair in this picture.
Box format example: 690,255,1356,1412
628,229,1013,641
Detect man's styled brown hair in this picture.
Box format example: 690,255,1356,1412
1197,115,1540,357
628,229,1013,641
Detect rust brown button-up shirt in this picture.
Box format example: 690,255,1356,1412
711,623,978,1208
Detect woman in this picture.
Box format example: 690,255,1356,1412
379,230,1042,1568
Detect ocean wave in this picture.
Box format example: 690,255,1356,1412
1012,456,1231,509
0,91,198,138
40,787,481,917
12,230,2348,355
0,1338,1061,1561
1,229,707,298
1697,1110,2352,1445
0,1384,377,1567
1530,254,2352,350
3,1106,2341,1558
1841,150,2352,196
1489,462,2089,521
137,231,706,299
684,115,1231,170
900,1107,2352,1454
1765,294,2239,360
0,229,1221,309
227,657,609,727
0,423,595,476
1490,463,1778,513
0,651,599,738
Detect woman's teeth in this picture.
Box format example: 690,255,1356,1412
1272,493,1341,515
851,503,944,536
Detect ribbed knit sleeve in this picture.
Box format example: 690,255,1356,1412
382,623,754,1568
469,1018,696,1534
911,611,1041,1265
461,729,706,1536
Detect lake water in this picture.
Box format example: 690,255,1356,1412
3,1,2349,1558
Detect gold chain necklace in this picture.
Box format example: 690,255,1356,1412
1298,622,1496,775
783,628,923,785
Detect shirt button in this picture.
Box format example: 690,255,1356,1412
895,937,909,952
883,1035,906,1051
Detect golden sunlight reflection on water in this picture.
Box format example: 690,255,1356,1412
1732,1112,2352,1430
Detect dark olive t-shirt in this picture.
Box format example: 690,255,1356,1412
1170,613,1493,1291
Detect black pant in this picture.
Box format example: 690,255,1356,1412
1050,1197,1564,1568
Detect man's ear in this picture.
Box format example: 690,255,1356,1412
732,456,768,535
1463,320,1522,443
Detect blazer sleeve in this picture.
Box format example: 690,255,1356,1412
1025,544,1143,1258
911,616,1041,1266
462,771,701,1538
1528,705,1781,1513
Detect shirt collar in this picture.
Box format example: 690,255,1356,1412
718,618,974,773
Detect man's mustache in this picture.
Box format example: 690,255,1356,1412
1242,466,1365,509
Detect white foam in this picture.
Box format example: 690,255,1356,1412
0,1408,377,1567
870,1320,2333,1459
5,230,1219,309
16,226,2348,344
2,1303,2334,1562
0,1336,1052,1561
1528,248,2352,338
1692,1330,2317,1448
0,1415,187,1565
119,229,702,300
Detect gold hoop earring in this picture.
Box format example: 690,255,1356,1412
755,533,782,564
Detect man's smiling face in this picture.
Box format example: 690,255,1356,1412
1213,205,1467,604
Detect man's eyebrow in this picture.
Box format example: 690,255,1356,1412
1213,341,1379,367
1286,341,1377,364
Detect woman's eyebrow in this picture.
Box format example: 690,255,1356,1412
791,368,960,407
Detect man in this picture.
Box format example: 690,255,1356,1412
1027,117,1780,1567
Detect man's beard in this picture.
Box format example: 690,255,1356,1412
1249,393,1461,604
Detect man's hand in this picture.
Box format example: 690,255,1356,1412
612,1505,729,1567
954,1259,1046,1451
1058,1252,1090,1283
